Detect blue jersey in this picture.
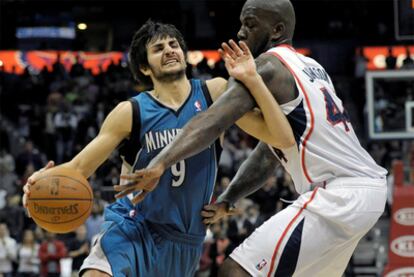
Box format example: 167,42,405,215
116,79,221,239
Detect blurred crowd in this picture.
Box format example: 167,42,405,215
0,50,412,276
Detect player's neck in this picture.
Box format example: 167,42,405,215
151,77,191,109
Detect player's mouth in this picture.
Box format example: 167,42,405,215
163,57,180,66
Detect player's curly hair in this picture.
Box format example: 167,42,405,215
128,19,188,88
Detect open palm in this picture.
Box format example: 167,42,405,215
219,40,256,82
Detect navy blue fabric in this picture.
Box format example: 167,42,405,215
274,218,304,277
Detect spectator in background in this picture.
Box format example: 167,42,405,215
385,47,397,70
276,172,297,212
85,201,104,243
15,140,45,177
402,46,414,69
67,225,90,277
70,54,85,78
54,100,78,163
2,195,25,241
0,148,18,197
38,231,67,277
0,223,17,277
354,47,368,80
249,175,278,222
17,229,40,277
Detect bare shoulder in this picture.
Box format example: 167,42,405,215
255,53,297,104
205,77,228,102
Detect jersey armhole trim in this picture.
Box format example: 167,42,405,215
200,80,213,107
200,80,222,158
128,98,141,144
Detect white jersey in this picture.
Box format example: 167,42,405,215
266,45,387,194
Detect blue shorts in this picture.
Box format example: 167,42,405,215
80,202,204,277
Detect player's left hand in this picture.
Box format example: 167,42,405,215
201,201,240,225
219,40,257,84
113,163,165,204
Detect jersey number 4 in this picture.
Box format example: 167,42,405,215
171,160,186,187
321,87,350,132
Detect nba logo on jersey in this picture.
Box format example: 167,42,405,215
194,100,202,112
256,259,267,271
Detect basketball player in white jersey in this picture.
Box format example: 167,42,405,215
114,0,388,276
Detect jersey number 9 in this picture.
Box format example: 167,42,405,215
171,160,186,187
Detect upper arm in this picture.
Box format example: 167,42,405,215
68,101,132,177
255,54,297,104
198,77,256,134
205,77,227,102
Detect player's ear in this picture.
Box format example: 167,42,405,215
271,23,285,41
140,65,151,76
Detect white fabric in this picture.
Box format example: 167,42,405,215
79,232,112,276
230,177,387,277
266,46,387,194
17,244,40,273
0,236,17,273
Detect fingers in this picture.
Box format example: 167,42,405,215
227,207,242,216
221,42,237,60
113,181,138,192
131,190,148,205
228,39,243,56
239,41,251,55
201,210,216,218
114,187,137,199
44,160,55,170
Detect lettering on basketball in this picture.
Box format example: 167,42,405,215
302,66,330,83
34,203,79,215
145,128,182,153
49,178,60,196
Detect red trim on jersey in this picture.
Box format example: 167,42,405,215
266,49,315,184
278,44,296,52
266,187,319,277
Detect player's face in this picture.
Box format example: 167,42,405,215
146,36,187,82
237,5,273,57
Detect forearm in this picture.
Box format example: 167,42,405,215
151,79,255,169
242,74,294,147
217,142,279,205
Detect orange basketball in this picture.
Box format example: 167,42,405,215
27,166,93,233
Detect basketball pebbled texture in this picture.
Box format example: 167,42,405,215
27,166,93,233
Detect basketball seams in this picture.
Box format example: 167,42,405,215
35,174,92,199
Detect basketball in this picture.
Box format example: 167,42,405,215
27,167,93,234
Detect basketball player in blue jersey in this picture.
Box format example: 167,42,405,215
22,20,294,277
120,0,388,276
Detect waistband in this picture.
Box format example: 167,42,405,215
311,177,387,190
146,221,205,247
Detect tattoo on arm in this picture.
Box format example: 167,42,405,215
151,78,255,169
217,142,279,205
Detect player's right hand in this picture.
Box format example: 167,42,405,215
22,160,55,217
201,201,240,225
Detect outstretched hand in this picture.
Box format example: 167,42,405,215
219,40,257,83
113,163,165,205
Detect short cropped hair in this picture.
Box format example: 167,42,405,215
128,20,188,87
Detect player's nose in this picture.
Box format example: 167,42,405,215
237,28,247,41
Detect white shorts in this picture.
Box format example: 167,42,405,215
230,177,387,277
79,233,113,276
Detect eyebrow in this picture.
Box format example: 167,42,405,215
149,38,178,49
